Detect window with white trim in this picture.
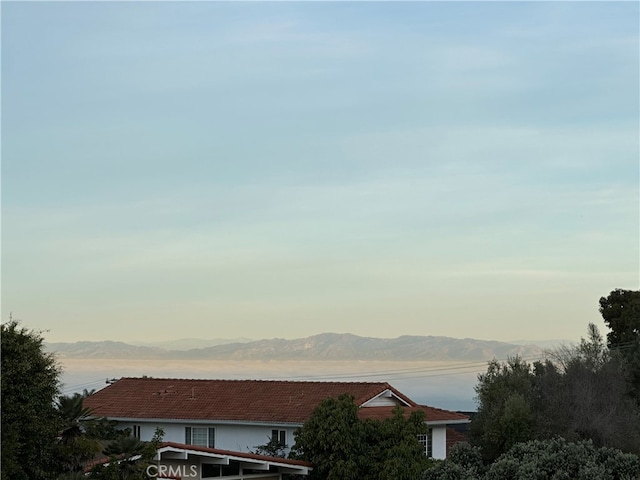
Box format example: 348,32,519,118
132,425,141,439
417,428,433,457
185,427,215,448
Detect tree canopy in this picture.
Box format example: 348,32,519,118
470,324,640,463
290,394,431,480
600,288,640,404
600,289,640,348
1,318,157,480
469,356,535,462
1,319,62,480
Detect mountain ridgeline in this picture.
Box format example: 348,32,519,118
47,333,546,362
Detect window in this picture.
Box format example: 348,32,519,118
417,428,433,457
132,425,141,439
271,429,286,445
185,427,215,448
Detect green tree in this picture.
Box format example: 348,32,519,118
469,356,535,463
290,394,364,480
89,427,164,480
290,394,430,480
1,319,62,480
471,324,640,462
600,288,640,404
57,392,95,444
600,289,640,348
367,407,430,480
55,392,102,473
544,324,640,453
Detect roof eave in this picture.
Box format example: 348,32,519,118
157,444,312,474
426,419,470,426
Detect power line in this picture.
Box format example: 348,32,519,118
61,378,110,395
266,353,549,382
57,351,563,390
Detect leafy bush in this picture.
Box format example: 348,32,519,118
484,438,640,480
422,443,484,480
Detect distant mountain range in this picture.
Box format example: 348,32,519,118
134,337,253,350
46,333,552,362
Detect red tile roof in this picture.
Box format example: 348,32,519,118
84,377,419,424
357,406,469,423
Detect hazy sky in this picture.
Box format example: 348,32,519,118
2,1,638,344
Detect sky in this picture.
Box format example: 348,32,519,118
2,1,638,345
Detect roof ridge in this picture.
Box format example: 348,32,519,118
117,377,390,385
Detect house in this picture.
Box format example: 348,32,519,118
84,377,469,462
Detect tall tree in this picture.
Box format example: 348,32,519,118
599,288,640,404
290,394,430,480
471,324,640,463
545,325,640,452
290,394,365,480
366,407,430,480
55,393,102,473
1,319,62,480
469,356,535,463
599,289,640,348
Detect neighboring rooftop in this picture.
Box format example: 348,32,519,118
84,377,466,424
86,441,313,475
357,405,469,424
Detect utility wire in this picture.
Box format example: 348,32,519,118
61,344,616,390
61,378,110,395
266,353,550,381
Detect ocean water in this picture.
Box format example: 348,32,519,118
59,358,479,411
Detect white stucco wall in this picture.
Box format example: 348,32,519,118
117,420,299,454
431,425,447,460
116,419,452,460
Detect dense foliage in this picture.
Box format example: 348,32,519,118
290,394,431,480
422,442,485,480
87,429,164,480
1,319,62,480
55,392,103,473
600,289,640,404
600,289,640,348
485,438,640,480
427,289,640,479
426,438,640,480
1,318,159,480
469,323,640,462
